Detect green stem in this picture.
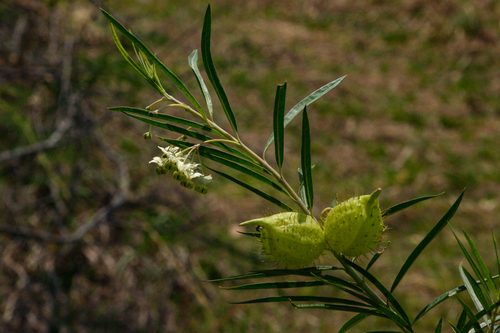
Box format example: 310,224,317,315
488,306,499,333
237,141,311,215
146,97,168,110
160,92,208,122
202,139,238,145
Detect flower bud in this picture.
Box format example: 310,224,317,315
324,189,384,257
179,173,188,182
240,212,326,268
143,132,152,140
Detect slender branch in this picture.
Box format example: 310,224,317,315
146,97,168,110
0,193,126,244
203,138,239,145
234,140,311,215
159,92,204,120
0,116,73,163
0,136,130,244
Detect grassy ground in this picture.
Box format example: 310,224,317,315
1,0,500,332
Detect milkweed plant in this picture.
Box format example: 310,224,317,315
103,6,500,332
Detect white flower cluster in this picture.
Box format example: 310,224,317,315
149,146,212,194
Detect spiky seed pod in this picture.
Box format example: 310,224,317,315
240,212,326,269
324,189,384,257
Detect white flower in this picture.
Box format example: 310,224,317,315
149,156,164,166
149,146,183,171
192,174,213,194
176,159,199,175
191,173,212,182
150,146,212,193
159,146,180,159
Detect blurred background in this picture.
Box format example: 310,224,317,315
1,0,500,332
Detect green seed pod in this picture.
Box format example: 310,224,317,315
240,212,326,269
324,189,384,257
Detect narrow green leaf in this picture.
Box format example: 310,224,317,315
124,112,213,144
273,83,287,172
413,275,500,324
344,260,412,327
109,25,151,86
448,321,460,333
112,106,249,158
231,296,369,308
312,274,376,306
459,265,489,323
413,285,467,323
264,75,346,154
221,280,326,290
158,138,264,173
339,313,370,333
382,192,444,218
300,106,313,210
461,303,500,333
456,309,468,330
290,303,382,316
298,168,307,209
493,231,500,292
366,252,384,272
464,230,496,297
312,273,366,294
126,113,214,143
201,5,238,135
391,190,465,293
371,306,414,330
208,168,294,212
457,297,483,333
434,318,443,333
449,225,492,304
293,306,409,329
101,9,205,114
188,49,213,119
196,152,287,194
109,106,218,134
206,266,342,282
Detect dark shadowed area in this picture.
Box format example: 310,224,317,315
1,0,500,332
